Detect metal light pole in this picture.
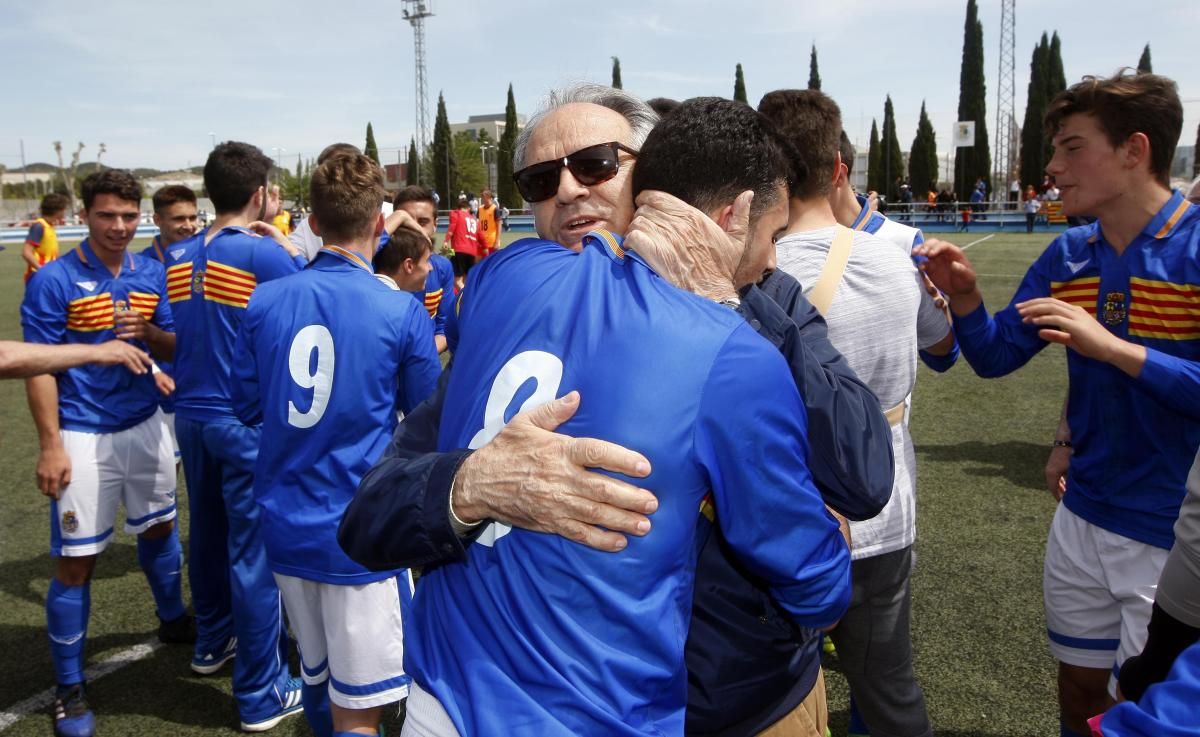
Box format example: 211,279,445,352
208,132,216,149
403,0,435,185
480,143,496,193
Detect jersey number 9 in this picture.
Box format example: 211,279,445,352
287,324,336,429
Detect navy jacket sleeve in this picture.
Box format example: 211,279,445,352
751,271,894,521
338,367,481,569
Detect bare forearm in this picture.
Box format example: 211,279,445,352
0,342,95,379
143,325,176,362
25,375,62,448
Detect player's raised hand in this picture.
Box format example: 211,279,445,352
914,238,981,313
94,339,154,374
1017,298,1118,359
247,220,301,258
625,189,752,305
383,209,429,243
36,444,72,499
114,308,151,342
452,390,658,553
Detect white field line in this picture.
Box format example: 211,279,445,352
962,233,996,250
0,639,162,731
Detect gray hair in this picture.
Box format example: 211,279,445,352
512,83,659,169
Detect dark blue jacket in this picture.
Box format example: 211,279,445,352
339,269,894,735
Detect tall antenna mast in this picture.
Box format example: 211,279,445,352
993,0,1016,197
402,0,434,184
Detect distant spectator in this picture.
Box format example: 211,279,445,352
1010,177,1021,203
1023,189,1041,233
23,193,69,283
1046,183,1061,201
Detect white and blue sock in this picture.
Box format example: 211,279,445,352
137,526,185,622
46,578,90,685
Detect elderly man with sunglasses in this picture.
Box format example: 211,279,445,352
341,84,894,736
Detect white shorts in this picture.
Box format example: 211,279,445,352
400,683,461,737
162,410,180,460
275,571,414,710
51,410,178,557
1044,504,1168,696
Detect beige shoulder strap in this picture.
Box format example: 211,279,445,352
807,225,854,315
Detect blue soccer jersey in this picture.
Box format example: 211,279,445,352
410,253,455,338
164,226,305,423
139,237,177,414
22,240,174,432
407,232,850,736
231,246,441,583
955,191,1200,549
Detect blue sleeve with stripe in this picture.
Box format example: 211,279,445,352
953,248,1054,378
21,270,66,345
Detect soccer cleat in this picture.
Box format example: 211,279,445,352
158,612,197,644
239,676,304,732
53,683,95,737
191,636,237,675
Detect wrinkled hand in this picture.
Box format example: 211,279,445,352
624,189,751,304
36,444,71,499
383,209,430,243
452,391,658,552
248,220,300,257
1017,298,1119,361
114,309,151,342
154,370,175,397
1045,445,1071,501
94,340,153,374
914,238,980,312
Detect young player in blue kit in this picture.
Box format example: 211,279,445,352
397,98,850,737
919,72,1200,737
22,169,184,737
392,186,455,353
164,142,308,732
232,153,440,737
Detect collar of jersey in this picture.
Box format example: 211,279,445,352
76,238,136,273
318,245,373,273
583,228,631,263
852,194,871,230
1142,190,1193,241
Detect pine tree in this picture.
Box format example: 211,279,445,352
498,83,521,207
431,92,457,203
808,46,821,90
364,122,380,164
881,96,905,200
1019,34,1049,189
1137,44,1152,74
867,119,883,194
733,63,747,104
909,101,939,194
955,0,991,200
406,138,419,186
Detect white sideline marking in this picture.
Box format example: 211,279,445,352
0,639,162,731
962,233,995,250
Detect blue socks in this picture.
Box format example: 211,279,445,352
302,681,332,737
47,578,90,685
847,696,869,735
1060,722,1088,737
138,526,185,622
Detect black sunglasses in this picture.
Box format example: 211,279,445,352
513,141,639,203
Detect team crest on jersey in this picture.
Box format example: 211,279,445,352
114,299,128,313
61,511,78,533
75,281,97,292
191,269,205,295
1102,291,1127,325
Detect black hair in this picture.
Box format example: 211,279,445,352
81,169,142,210
393,185,437,209
203,141,274,214
758,89,842,199
646,97,680,117
373,227,430,276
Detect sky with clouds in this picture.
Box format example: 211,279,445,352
1,0,1196,174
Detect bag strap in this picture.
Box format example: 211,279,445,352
807,225,854,315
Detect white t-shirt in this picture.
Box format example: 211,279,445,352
290,203,396,263
776,226,951,559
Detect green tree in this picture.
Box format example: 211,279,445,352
498,83,521,208
867,119,883,194
1047,32,1066,98
954,0,991,199
808,45,821,90
406,138,419,186
1137,43,1152,73
733,63,747,104
909,101,939,194
453,131,487,195
280,155,312,208
611,57,622,89
881,95,905,200
430,92,457,204
364,122,380,164
1019,33,1049,189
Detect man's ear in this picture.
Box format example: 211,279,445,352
401,257,416,275
374,212,385,237
711,203,735,232
832,151,848,188
1123,132,1151,173
309,213,322,237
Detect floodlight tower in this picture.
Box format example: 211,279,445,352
403,0,434,185
993,0,1016,199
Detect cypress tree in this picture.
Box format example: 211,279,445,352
1047,32,1066,98
611,57,623,89
1019,34,1049,188
882,96,905,200
498,83,521,207
808,46,821,90
1137,44,1152,73
406,138,419,185
364,122,380,164
867,119,882,194
909,101,939,194
955,0,991,199
431,93,457,203
733,63,747,104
